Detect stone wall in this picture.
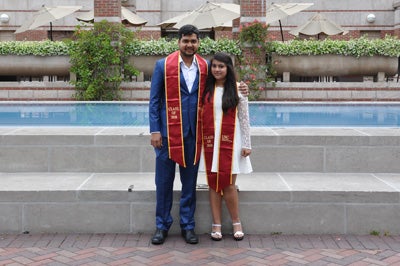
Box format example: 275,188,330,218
1,81,400,102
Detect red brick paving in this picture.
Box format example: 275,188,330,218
0,233,400,265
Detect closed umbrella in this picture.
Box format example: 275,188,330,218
121,6,147,26
77,6,147,26
15,5,82,41
265,3,314,41
159,12,233,30
158,12,190,29
289,13,348,38
172,1,240,30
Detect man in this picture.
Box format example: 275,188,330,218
149,24,248,245
149,24,206,245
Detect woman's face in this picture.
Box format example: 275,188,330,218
211,59,227,82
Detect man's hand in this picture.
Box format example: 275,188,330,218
150,132,162,149
238,81,249,97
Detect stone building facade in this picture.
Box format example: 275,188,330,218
1,0,400,41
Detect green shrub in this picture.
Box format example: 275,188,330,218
0,40,69,56
0,37,241,57
237,20,275,100
270,35,400,57
2,35,400,58
69,21,139,101
125,37,241,56
239,20,269,44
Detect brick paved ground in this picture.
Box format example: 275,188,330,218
1,233,400,265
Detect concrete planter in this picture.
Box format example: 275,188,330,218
272,53,398,77
128,55,163,76
0,55,166,77
0,55,71,76
0,54,233,78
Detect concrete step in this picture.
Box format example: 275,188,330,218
0,172,399,235
1,126,400,173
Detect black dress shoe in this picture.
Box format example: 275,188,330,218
151,229,168,245
181,229,199,244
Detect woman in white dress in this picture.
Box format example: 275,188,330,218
200,52,252,241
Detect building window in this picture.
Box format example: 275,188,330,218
360,31,381,39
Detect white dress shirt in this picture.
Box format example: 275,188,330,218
180,56,198,93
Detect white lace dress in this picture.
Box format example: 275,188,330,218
199,85,253,174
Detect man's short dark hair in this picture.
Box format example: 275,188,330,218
178,24,200,40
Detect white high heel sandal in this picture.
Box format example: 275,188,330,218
233,222,244,241
210,224,222,241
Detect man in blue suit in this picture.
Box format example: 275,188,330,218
149,24,207,245
149,24,248,245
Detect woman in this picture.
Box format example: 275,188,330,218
200,52,252,241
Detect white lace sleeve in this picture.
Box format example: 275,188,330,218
238,93,251,149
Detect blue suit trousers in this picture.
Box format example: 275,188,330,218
154,135,199,231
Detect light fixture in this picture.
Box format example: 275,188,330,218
0,13,9,23
366,13,376,23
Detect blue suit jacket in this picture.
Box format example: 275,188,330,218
149,58,201,138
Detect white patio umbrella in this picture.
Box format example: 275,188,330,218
158,12,191,29
289,13,348,38
77,6,147,26
265,3,314,41
172,1,240,30
121,6,147,26
159,13,233,30
15,5,82,40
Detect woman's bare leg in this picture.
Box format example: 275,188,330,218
209,187,222,238
222,175,240,223
222,175,244,240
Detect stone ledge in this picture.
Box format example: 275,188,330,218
0,172,399,235
1,127,400,173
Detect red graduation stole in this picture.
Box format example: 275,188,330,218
202,88,237,193
164,50,208,167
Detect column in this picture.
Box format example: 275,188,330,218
94,0,121,23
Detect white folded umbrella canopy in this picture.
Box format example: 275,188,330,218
289,13,348,38
158,12,233,31
172,1,240,30
15,5,83,40
265,3,314,41
158,12,191,29
77,6,147,26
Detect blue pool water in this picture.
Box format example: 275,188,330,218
0,102,399,127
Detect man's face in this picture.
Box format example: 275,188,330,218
178,33,199,58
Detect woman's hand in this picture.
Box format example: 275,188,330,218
241,148,251,157
238,81,249,97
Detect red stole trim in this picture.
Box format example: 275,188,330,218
164,51,208,167
202,87,237,193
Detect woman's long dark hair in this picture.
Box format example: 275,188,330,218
202,52,239,113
